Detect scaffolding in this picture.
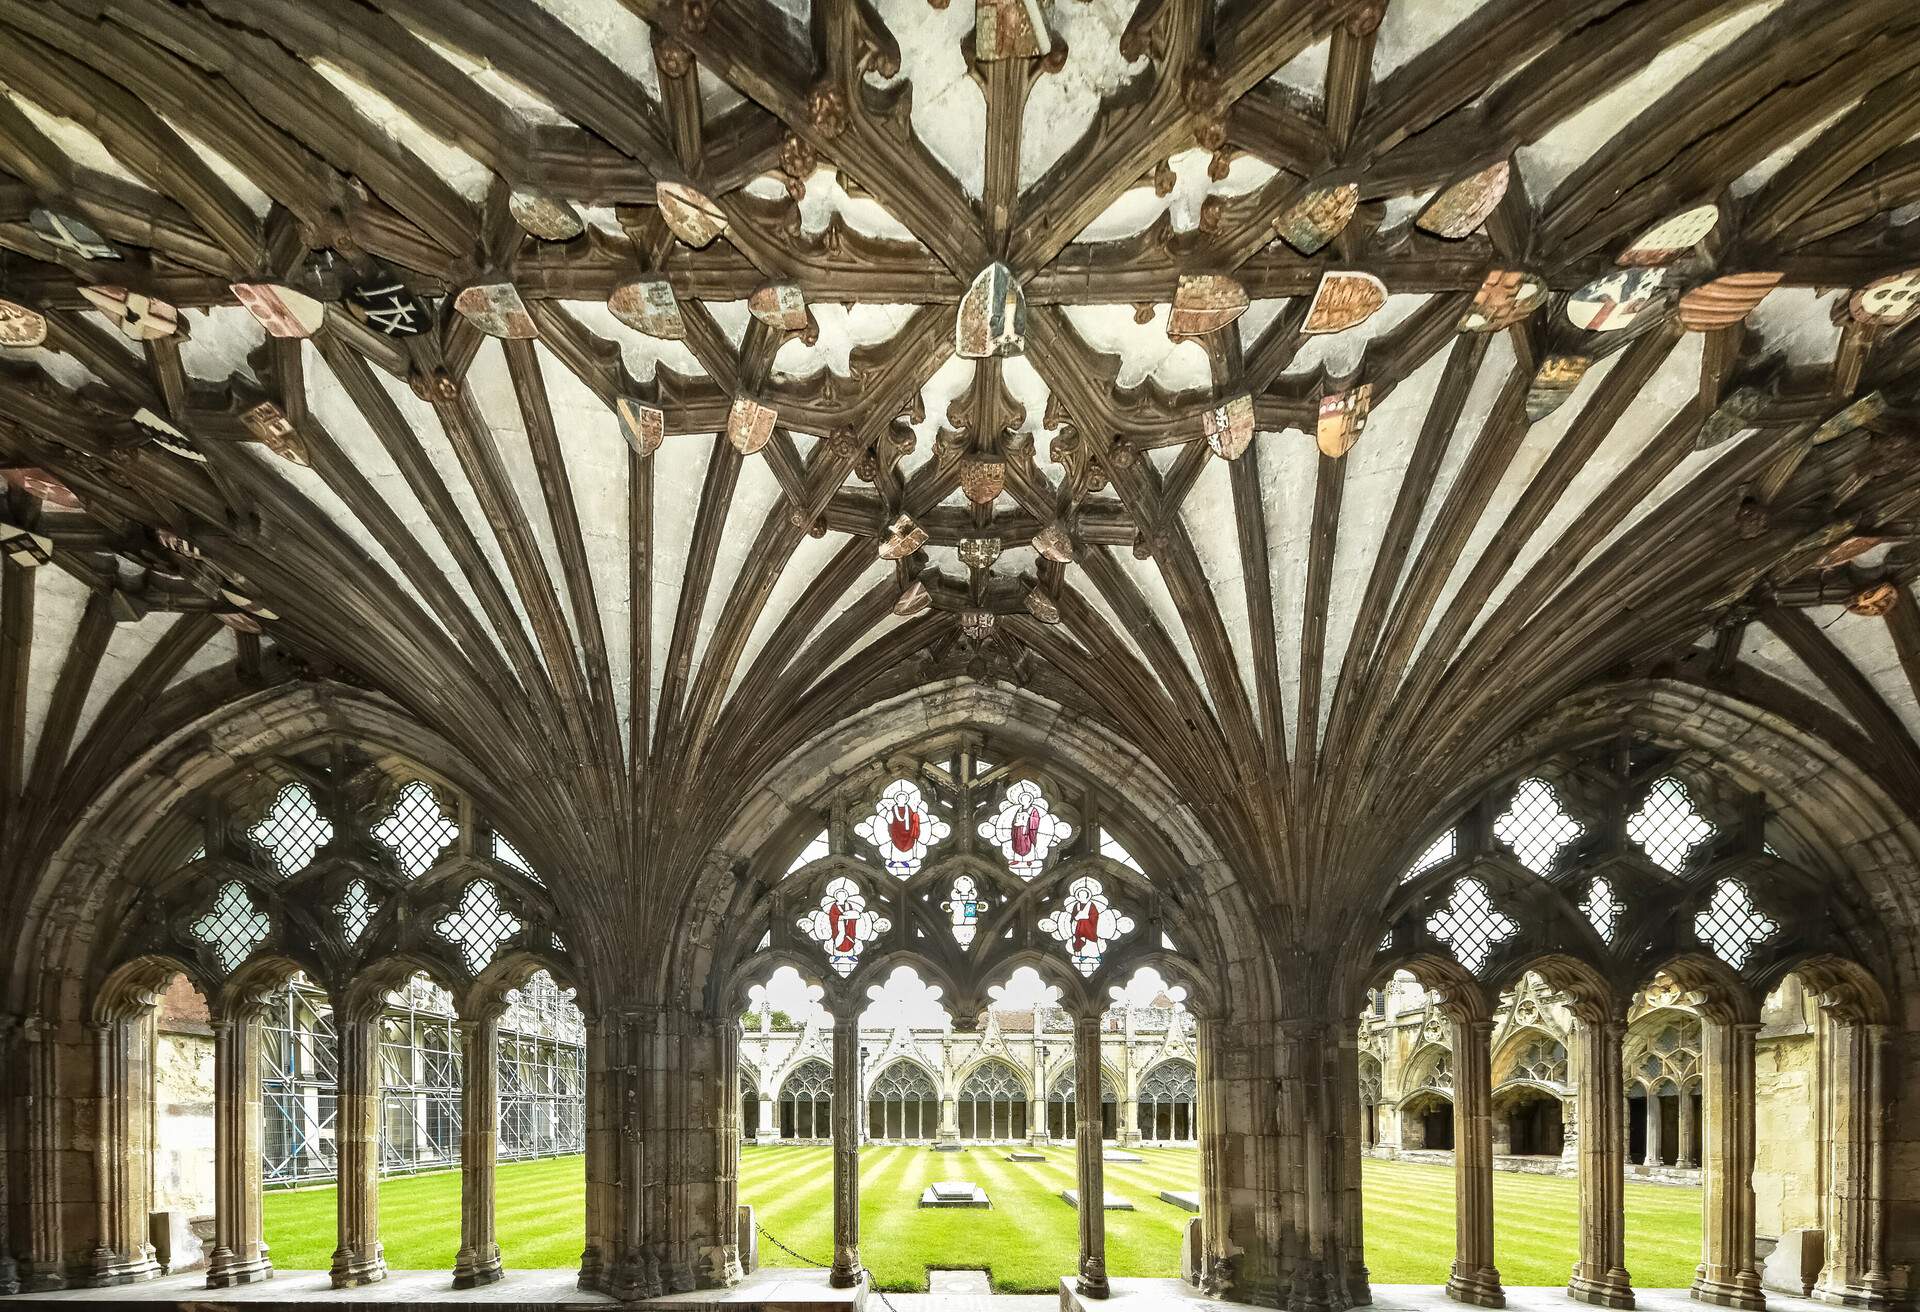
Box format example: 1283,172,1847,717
261,972,585,1188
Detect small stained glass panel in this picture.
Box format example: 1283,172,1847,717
978,779,1071,879
1039,875,1136,976
434,880,521,974
1425,878,1517,974
1627,776,1715,872
249,784,332,874
786,829,831,876
1693,879,1779,968
1493,778,1582,874
943,875,988,948
853,780,950,878
798,876,890,976
190,881,271,973
376,781,460,879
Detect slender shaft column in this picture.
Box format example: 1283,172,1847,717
1568,1012,1633,1308
1691,1019,1764,1310
206,1005,272,1288
1445,1014,1503,1308
1074,1013,1109,1299
329,1006,385,1288
1646,1094,1664,1168
828,1020,861,1288
454,1015,503,1288
1815,1020,1892,1308
91,1015,160,1286
1030,1095,1046,1143
1677,1089,1698,1169
22,1018,64,1292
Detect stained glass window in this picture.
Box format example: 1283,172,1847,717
798,876,891,976
334,878,379,947
1426,878,1516,974
1493,778,1582,874
1039,876,1136,976
376,781,459,879
1693,879,1779,968
942,875,988,948
433,880,521,974
190,881,271,973
1581,876,1620,942
853,780,950,878
1627,776,1715,872
1401,830,1455,883
249,783,332,874
978,779,1071,879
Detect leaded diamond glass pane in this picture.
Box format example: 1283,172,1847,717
1627,776,1715,872
249,784,331,874
1693,879,1779,968
1581,876,1620,943
1402,830,1455,883
333,878,378,947
1425,878,1517,974
785,829,830,876
433,881,521,974
190,881,271,973
376,781,459,879
492,834,543,886
1493,778,1582,873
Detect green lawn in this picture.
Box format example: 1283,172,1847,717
260,1149,1704,1294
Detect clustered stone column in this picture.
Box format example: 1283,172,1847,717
1690,1017,1764,1310
453,1013,503,1289
828,1018,862,1289
1815,1016,1892,1308
1568,1009,1633,1309
205,1001,273,1288
1445,1010,1503,1308
1677,1090,1697,1170
90,1012,159,1286
1074,1012,1109,1299
22,1018,64,1291
1645,1093,1664,1169
329,1001,386,1288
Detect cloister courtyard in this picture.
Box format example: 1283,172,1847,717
256,1150,1706,1293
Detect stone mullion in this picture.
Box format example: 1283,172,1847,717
90,1015,159,1286
1195,1019,1230,1293
1568,1012,1633,1309
206,1005,272,1288
328,1007,385,1288
1445,1014,1503,1308
452,1014,501,1289
1690,1019,1764,1310
1814,1019,1892,1308
828,1016,861,1288
1074,1012,1109,1298
577,1015,613,1292
22,1018,63,1292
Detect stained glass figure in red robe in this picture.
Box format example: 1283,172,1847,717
854,780,951,878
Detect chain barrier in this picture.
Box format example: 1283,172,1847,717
755,1221,906,1312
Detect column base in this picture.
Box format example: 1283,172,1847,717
1813,1272,1895,1309
828,1267,867,1293
1446,1263,1505,1307
23,1270,66,1293
1690,1271,1766,1311
608,1248,662,1301
1569,1267,1636,1308
91,1247,161,1287
205,1249,274,1288
329,1247,388,1289
0,1255,17,1296
452,1256,505,1290
1076,1273,1111,1300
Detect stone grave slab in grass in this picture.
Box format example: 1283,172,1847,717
1103,1151,1144,1163
1060,1188,1135,1210
1160,1189,1200,1212
1006,1150,1045,1161
931,1141,965,1151
921,1179,991,1208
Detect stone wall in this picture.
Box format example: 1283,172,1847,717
154,977,215,1220
1753,979,1823,1243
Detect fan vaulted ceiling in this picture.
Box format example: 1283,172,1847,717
2,0,1918,937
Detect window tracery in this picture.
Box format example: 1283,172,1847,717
1627,776,1715,872
1693,879,1779,968
1493,778,1582,874
433,880,521,974
333,878,379,947
376,781,460,879
779,1058,832,1140
853,779,949,877
1507,1037,1568,1086
941,875,987,948
979,778,1071,879
799,876,890,976
1401,830,1455,883
190,881,272,973
249,783,332,874
1425,878,1516,974
492,833,542,886
1581,876,1620,942
1039,875,1136,976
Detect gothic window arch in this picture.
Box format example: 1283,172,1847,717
740,1072,761,1141
1498,1033,1569,1089
1047,1063,1118,1141
866,1061,939,1140
1136,1058,1197,1142
250,783,333,874
958,1059,1027,1140
779,1059,833,1140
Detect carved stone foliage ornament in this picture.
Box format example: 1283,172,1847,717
1677,272,1782,332
657,181,728,247
976,0,1051,59
454,283,538,339
609,276,686,339
1567,268,1668,332
1459,270,1546,332
1203,393,1254,460
81,286,180,341
1272,182,1358,256
1317,385,1371,458
347,280,429,337
957,263,1026,358
880,514,928,560
28,208,117,261
1618,205,1718,267
749,282,808,331
231,283,326,338
1849,269,1920,327
0,298,47,347
1303,271,1387,334
1416,160,1510,239
727,397,777,455
243,402,310,466
616,397,664,457
1168,274,1249,337
1526,354,1591,421
509,189,584,241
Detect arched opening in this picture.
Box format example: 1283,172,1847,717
866,1062,938,1140
1046,1064,1117,1142
1494,1087,1563,1158
1136,1060,1196,1143
1400,1089,1455,1152
740,1072,761,1142
779,1060,834,1141
957,1060,1028,1140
